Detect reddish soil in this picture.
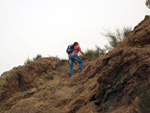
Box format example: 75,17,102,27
0,15,150,113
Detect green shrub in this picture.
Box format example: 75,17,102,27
80,46,106,61
33,54,42,61
24,54,42,65
80,27,132,61
24,58,32,65
146,0,150,9
102,27,132,50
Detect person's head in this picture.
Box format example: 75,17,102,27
74,42,79,46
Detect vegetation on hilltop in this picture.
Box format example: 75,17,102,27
146,0,150,9
80,27,132,61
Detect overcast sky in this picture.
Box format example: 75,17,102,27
0,0,148,75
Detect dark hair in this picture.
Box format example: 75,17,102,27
74,42,79,46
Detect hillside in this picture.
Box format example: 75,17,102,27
0,15,150,113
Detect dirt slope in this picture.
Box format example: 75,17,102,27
0,15,150,113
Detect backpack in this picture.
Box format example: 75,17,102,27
66,44,75,54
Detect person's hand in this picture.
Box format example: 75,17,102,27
81,52,86,56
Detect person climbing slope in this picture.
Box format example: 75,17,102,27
66,42,85,77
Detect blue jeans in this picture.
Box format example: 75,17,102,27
68,53,83,77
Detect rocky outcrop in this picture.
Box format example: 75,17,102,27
0,15,150,113
0,57,64,112
84,15,150,112
77,15,150,112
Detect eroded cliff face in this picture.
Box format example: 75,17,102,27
0,16,150,113
81,15,150,112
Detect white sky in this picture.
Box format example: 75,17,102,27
0,0,149,75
